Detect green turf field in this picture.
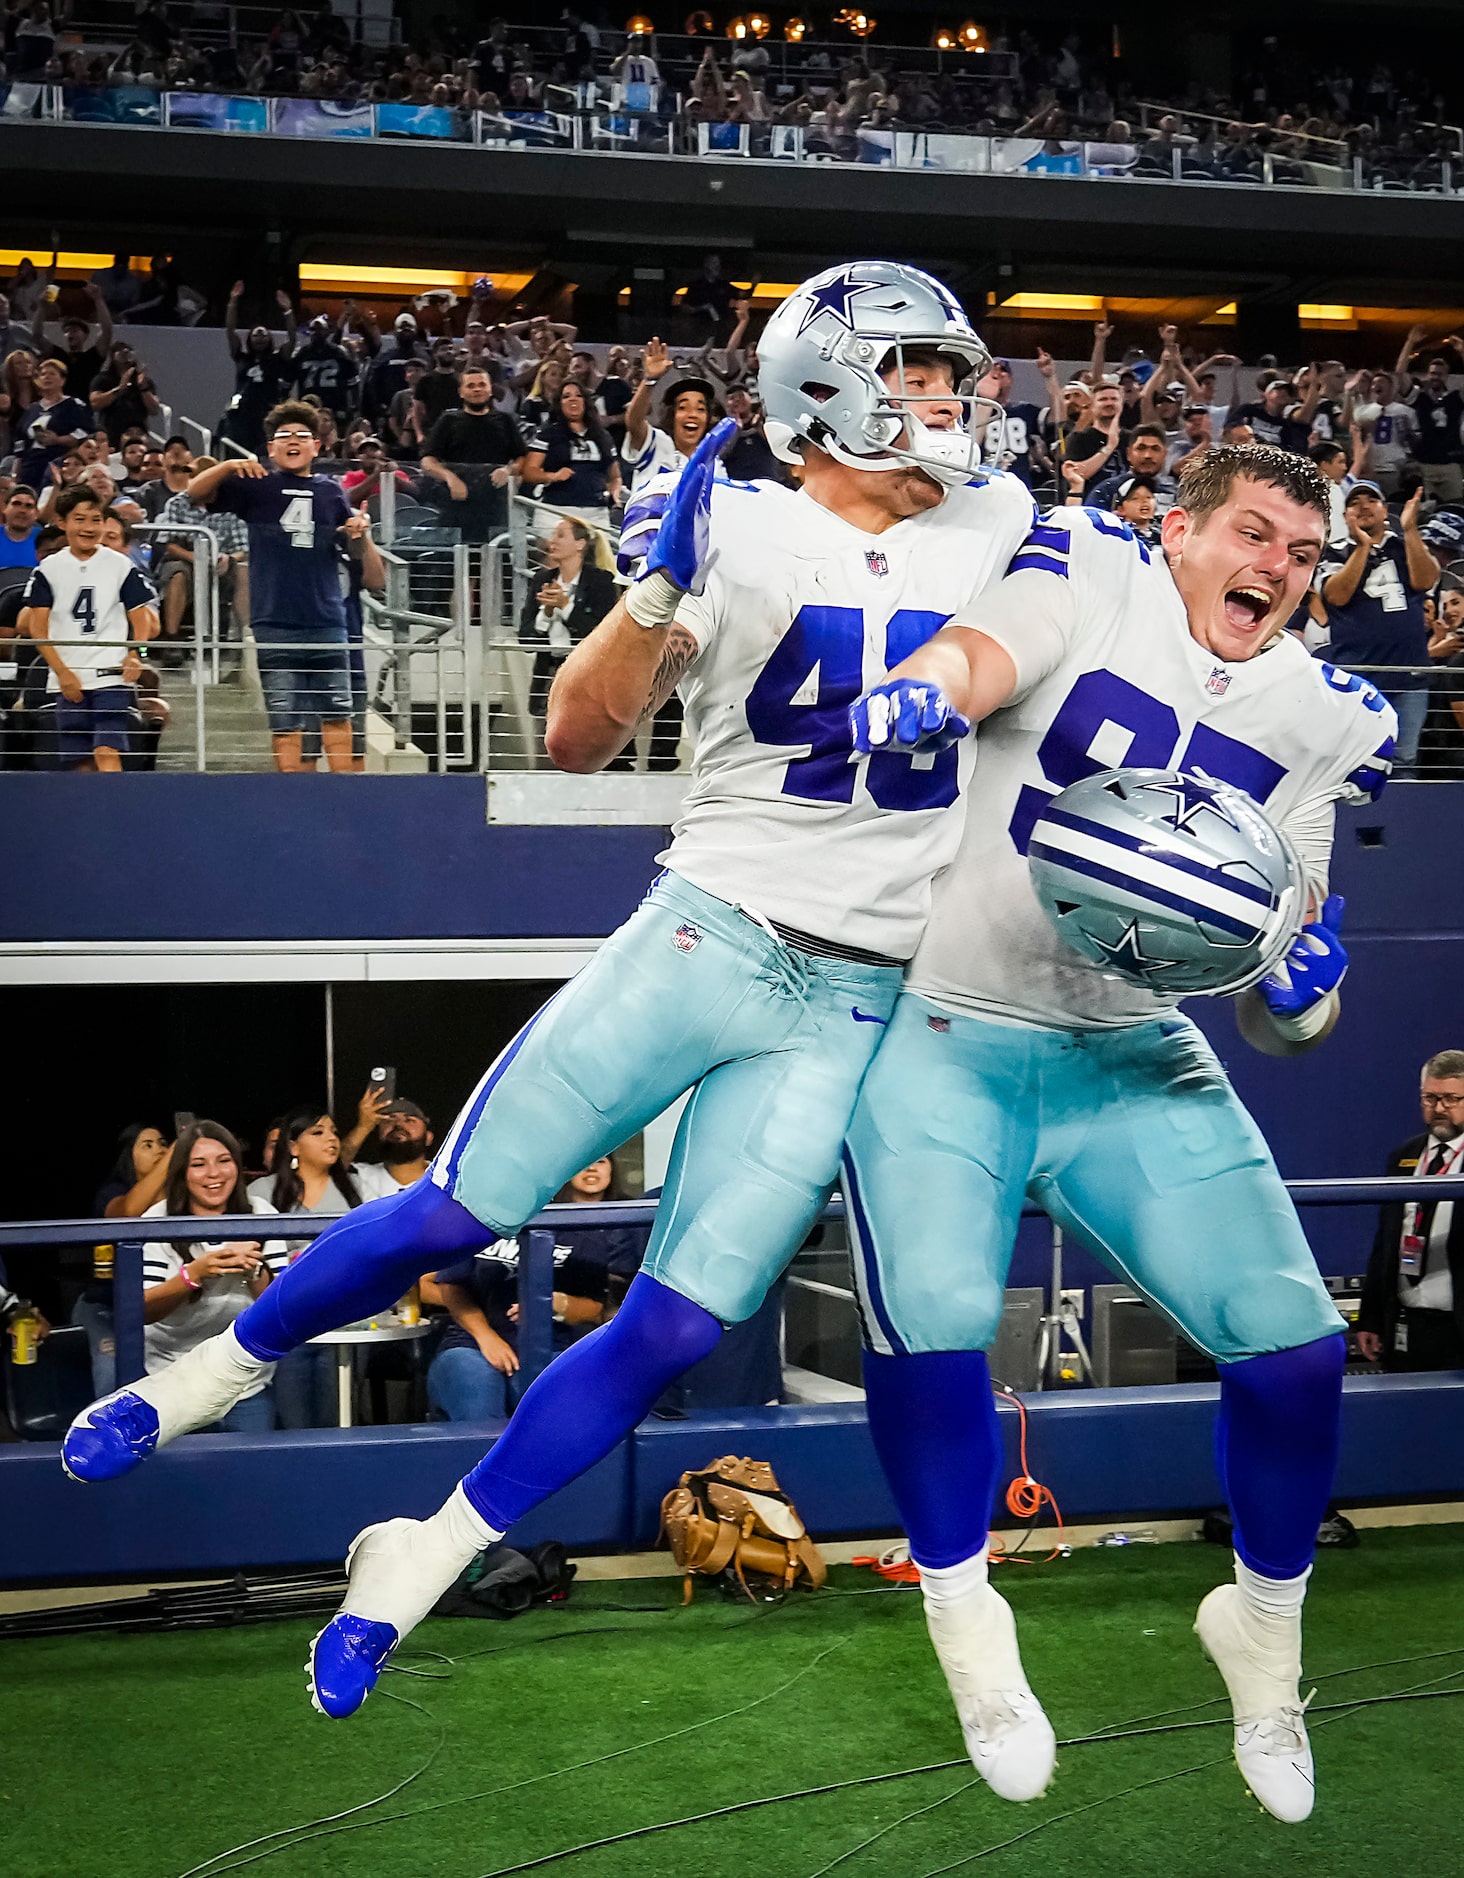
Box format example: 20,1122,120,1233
4,1526,1462,1878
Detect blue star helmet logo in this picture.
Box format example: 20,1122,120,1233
1149,772,1242,837
795,268,883,337
1088,918,1182,980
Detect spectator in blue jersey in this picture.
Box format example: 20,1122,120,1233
1226,377,1312,453
15,356,93,493
426,1156,648,1422
300,520,387,770
291,318,359,429
519,380,622,525
1395,327,1464,508
187,401,371,774
223,280,298,457
1315,482,1440,776
976,357,1048,488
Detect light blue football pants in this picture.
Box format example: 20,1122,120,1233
431,871,902,1324
843,994,1343,1361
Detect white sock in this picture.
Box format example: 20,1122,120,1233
918,1545,991,1609
1235,1555,1311,1626
430,1482,504,1557
216,1324,272,1379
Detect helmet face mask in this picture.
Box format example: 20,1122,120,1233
759,263,1003,489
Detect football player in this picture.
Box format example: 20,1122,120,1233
63,263,1037,1716
846,443,1397,1821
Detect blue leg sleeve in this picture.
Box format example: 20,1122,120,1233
234,1178,491,1361
1216,1332,1346,1580
460,1273,723,1532
862,1349,1003,1570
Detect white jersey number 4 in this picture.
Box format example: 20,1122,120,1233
280,493,315,548
747,603,959,812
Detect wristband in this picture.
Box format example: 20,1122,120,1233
1267,988,1338,1043
625,568,683,629
178,1260,202,1292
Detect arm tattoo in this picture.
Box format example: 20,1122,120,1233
640,623,699,723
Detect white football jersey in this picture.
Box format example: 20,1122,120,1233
24,545,156,691
665,470,1037,958
621,424,686,493
911,506,1397,1026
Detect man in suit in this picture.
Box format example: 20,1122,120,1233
1358,1048,1464,1371
517,516,622,763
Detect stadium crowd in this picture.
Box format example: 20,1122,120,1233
39,1093,654,1431
5,6,1461,184
3,251,1464,775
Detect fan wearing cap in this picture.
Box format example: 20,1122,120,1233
1111,472,1158,540
340,437,413,510
619,335,724,494
1085,422,1178,518
1314,481,1438,776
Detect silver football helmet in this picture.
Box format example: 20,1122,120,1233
1028,768,1306,997
758,261,998,488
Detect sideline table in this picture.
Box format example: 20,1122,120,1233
307,1318,434,1427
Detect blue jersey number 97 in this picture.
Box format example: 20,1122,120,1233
745,604,959,813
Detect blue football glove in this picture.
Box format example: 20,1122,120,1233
1259,894,1348,1017
849,678,972,756
634,416,739,596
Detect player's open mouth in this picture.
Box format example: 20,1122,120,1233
1223,585,1272,630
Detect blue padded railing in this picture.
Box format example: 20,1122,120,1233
3,1178,1461,1394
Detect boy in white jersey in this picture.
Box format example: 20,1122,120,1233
24,483,158,771
63,262,1034,1721
845,445,1397,1822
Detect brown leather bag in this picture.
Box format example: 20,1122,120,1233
660,1455,827,1603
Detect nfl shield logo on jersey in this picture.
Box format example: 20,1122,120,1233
865,549,889,577
1205,666,1232,697
672,922,702,953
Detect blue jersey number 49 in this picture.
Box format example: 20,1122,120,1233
746,604,958,813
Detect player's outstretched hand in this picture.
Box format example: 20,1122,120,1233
850,677,972,756
636,416,739,596
1260,894,1347,1016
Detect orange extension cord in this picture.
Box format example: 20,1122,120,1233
853,1381,1067,1583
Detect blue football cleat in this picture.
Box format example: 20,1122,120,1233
308,1614,400,1719
61,1391,161,1482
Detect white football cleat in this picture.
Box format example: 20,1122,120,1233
309,1509,483,1719
925,1583,1056,1802
1195,1582,1315,1824
62,1332,266,1481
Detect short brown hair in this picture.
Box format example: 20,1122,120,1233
1176,443,1330,530
263,400,320,440
1423,1049,1464,1082
55,483,106,520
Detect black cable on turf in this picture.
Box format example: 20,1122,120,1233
466,1679,1464,1876
1074,1640,1464,1741
912,1750,1235,1878
174,1685,445,1878
802,1774,984,1878
183,1636,856,1877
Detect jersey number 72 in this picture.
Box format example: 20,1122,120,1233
746,604,959,813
